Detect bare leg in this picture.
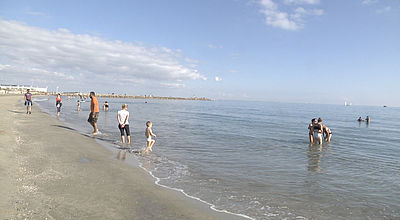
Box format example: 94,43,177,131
93,122,98,134
144,141,151,153
327,134,332,142
149,140,155,152
127,136,131,144
121,135,125,143
318,135,323,145
309,133,314,143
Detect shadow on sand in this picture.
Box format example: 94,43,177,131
8,110,25,114
51,124,78,131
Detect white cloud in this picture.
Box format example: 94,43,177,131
376,6,391,13
215,76,222,82
0,19,206,91
284,0,320,5
362,0,378,5
230,53,241,60
208,44,223,49
160,82,186,88
258,0,323,31
229,70,239,74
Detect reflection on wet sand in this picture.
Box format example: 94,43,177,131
117,150,127,160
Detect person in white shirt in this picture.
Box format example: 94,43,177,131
117,104,131,145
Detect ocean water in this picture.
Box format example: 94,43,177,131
35,97,400,220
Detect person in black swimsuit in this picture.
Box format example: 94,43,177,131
323,125,332,142
308,118,317,143
103,101,109,111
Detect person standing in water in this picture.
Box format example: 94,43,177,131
87,91,100,135
313,118,324,145
56,93,62,116
77,100,81,111
143,121,156,154
117,104,131,145
24,89,32,114
323,125,332,142
103,101,109,111
308,118,316,143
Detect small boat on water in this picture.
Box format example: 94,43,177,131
344,101,352,106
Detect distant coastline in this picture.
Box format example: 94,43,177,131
63,92,212,101
0,88,211,101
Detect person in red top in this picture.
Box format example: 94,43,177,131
88,91,100,135
56,93,62,116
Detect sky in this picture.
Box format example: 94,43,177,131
0,0,399,106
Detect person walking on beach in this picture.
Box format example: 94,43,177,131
143,121,156,154
117,104,131,145
24,89,33,114
88,91,100,135
308,118,316,143
56,93,62,116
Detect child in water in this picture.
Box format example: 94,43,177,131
143,121,156,154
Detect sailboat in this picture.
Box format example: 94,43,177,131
344,101,352,106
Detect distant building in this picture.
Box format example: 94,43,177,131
0,84,48,92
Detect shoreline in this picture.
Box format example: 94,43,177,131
0,96,243,219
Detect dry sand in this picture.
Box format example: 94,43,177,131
0,96,245,220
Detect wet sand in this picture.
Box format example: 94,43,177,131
0,96,245,220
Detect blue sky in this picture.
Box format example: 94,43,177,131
0,0,399,106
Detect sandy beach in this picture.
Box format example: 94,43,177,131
0,96,245,220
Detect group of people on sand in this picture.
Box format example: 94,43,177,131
23,89,156,154
88,91,156,154
308,118,332,144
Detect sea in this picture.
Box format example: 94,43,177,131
34,96,400,220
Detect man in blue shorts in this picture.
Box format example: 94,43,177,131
24,89,32,114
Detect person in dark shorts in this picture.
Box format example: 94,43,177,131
117,104,130,145
56,93,62,116
88,91,100,135
24,89,32,114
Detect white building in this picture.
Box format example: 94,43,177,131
0,84,48,92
